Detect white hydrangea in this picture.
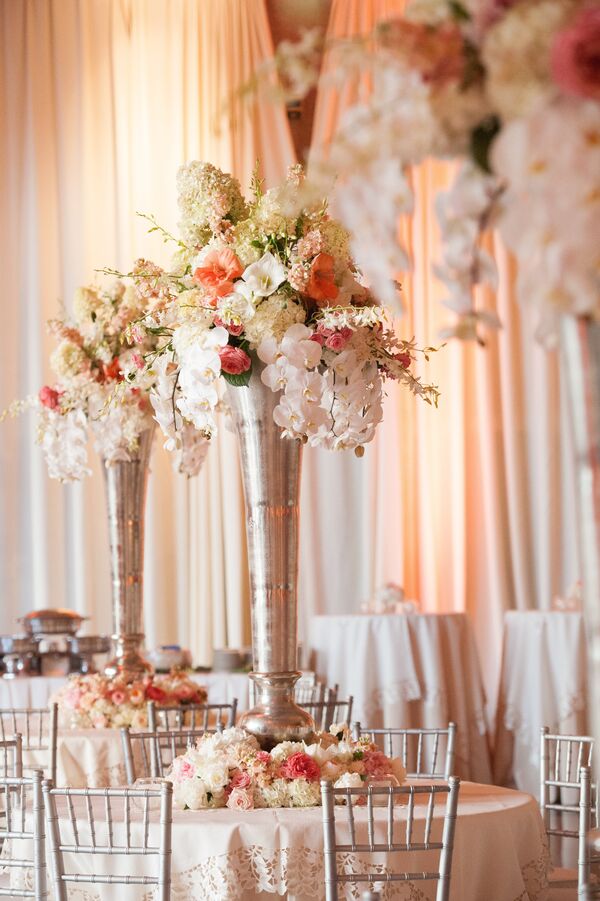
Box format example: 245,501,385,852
286,778,321,808
50,341,90,384
176,161,247,245
244,294,306,349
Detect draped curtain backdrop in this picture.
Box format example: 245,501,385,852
0,0,578,705
300,0,579,708
0,0,295,664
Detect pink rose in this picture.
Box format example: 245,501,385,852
173,683,195,702
111,690,127,706
229,770,252,790
173,759,195,783
39,386,62,410
325,332,348,352
279,752,321,783
255,751,271,767
363,750,392,778
218,345,251,375
226,787,254,810
310,333,325,346
551,8,600,101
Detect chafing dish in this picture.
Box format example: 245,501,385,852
19,608,87,637
0,636,40,678
67,635,111,674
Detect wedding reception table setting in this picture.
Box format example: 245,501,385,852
2,0,600,900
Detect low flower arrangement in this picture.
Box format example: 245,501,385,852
167,725,406,810
52,670,207,730
128,162,439,459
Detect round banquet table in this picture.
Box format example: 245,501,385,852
4,781,549,900
493,610,588,796
308,612,492,783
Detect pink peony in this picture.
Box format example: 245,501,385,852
551,8,600,101
363,750,392,778
279,752,321,783
39,386,62,410
226,787,254,810
218,345,251,375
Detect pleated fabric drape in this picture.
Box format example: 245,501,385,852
299,0,578,706
0,0,295,663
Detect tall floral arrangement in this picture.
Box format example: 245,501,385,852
132,162,439,457
270,0,599,344
5,272,208,480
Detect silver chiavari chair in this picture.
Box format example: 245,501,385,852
147,699,237,732
0,770,47,899
0,706,57,785
43,781,172,901
0,735,23,778
321,777,461,901
540,727,596,892
300,692,353,732
352,723,457,780
120,727,209,783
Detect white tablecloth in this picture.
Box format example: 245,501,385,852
4,781,549,900
309,613,492,783
493,610,588,796
0,671,250,711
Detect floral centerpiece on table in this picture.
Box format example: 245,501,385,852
268,0,600,344
130,162,439,458
52,669,207,730
167,725,406,810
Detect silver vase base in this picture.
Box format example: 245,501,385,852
240,672,316,749
104,645,153,683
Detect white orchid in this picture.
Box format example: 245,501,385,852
217,291,255,326
239,252,287,298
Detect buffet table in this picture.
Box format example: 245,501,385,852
309,613,492,783
0,671,250,711
3,780,549,900
493,610,588,796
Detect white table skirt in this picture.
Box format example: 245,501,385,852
0,671,250,711
308,613,492,783
493,610,588,796
4,781,549,900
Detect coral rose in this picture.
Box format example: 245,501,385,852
194,248,243,298
305,253,339,304
363,750,392,778
551,8,600,101
39,386,62,410
218,345,251,375
279,752,321,783
145,684,168,703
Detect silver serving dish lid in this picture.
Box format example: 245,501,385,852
0,635,38,655
19,608,87,636
68,635,111,655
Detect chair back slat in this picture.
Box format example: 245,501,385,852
321,778,460,901
0,706,57,785
0,771,47,899
43,782,172,898
147,700,237,732
0,735,23,778
299,693,353,732
120,727,209,783
352,723,457,779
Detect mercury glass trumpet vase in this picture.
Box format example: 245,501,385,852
102,424,155,682
227,361,315,748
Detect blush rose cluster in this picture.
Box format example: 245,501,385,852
167,725,407,811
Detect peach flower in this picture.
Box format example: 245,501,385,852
305,253,339,305
193,248,243,298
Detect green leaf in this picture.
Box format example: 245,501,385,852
221,368,252,388
448,0,471,21
250,239,264,249
470,116,501,174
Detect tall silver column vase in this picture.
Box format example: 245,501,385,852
560,316,600,779
103,424,156,682
227,361,315,748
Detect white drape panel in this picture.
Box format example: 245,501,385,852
0,0,295,663
300,0,579,707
